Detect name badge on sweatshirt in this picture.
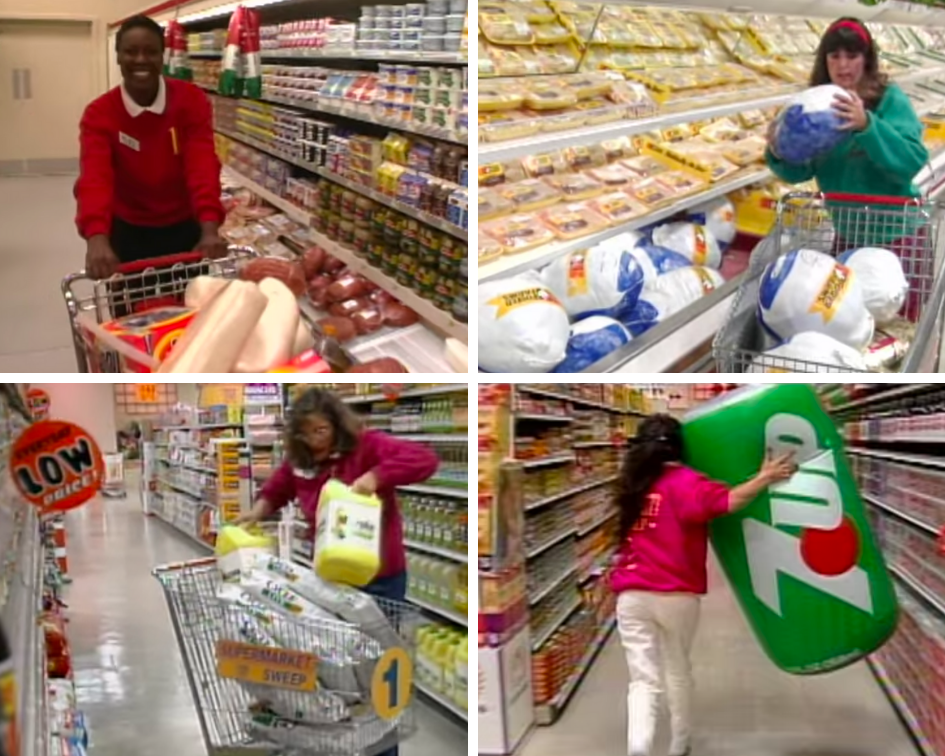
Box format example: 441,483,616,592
119,132,140,152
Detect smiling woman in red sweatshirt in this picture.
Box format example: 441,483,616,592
75,15,227,279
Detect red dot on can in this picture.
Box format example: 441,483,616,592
800,517,861,576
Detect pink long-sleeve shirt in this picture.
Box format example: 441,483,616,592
608,465,732,595
260,429,439,577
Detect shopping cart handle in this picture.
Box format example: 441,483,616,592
116,252,206,275
822,192,922,206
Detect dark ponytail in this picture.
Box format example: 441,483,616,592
617,414,683,538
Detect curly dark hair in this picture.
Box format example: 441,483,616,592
617,414,683,538
810,17,887,110
284,388,363,470
116,15,165,52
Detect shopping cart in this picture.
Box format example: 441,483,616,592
101,452,126,498
61,248,257,373
153,557,421,756
714,191,945,373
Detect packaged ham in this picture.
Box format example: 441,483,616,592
327,274,368,303
317,316,357,342
346,358,409,373
621,155,670,178
586,164,638,187
626,177,674,207
480,237,505,265
329,298,371,318
538,203,611,240
382,303,420,327
370,289,397,306
587,192,648,224
655,170,706,197
158,281,268,372
234,278,300,372
323,255,346,275
240,258,306,297
351,308,384,335
481,215,556,254
480,188,515,220
497,179,561,212
302,247,327,278
542,172,605,200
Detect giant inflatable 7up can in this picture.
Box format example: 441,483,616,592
682,384,897,674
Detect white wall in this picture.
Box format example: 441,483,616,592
31,383,118,454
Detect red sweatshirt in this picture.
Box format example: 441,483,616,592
259,429,440,578
75,78,224,239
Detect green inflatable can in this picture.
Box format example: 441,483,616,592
682,384,898,674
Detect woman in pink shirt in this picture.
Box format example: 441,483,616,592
610,414,795,756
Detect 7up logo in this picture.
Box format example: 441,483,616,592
744,413,873,617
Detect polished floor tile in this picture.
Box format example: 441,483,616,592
519,556,918,756
63,472,466,756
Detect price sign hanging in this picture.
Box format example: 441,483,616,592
135,384,159,403
10,421,104,514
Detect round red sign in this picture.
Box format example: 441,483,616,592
10,421,104,514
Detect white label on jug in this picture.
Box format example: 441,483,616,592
741,414,874,617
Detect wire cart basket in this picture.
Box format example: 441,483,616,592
61,247,257,373
153,558,421,756
714,191,945,373
101,452,126,498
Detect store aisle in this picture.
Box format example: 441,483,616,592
0,175,85,372
63,472,465,756
520,556,918,756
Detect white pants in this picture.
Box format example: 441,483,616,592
616,591,701,756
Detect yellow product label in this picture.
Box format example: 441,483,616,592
599,196,631,218
693,266,717,295
488,288,561,318
693,227,708,265
216,641,318,691
810,265,853,323
479,163,506,186
566,251,590,296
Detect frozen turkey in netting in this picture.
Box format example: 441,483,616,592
650,222,722,268
539,243,645,318
837,246,909,326
684,197,737,251
746,331,869,373
772,85,851,164
551,316,633,372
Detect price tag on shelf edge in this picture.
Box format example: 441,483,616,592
10,420,104,514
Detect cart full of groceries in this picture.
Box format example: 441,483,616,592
155,482,421,756
713,192,945,373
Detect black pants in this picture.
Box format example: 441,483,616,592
108,217,208,318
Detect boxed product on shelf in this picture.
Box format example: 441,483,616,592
852,457,945,530
527,539,577,598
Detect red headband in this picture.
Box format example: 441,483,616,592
829,20,870,47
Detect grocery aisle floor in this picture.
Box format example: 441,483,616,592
519,556,918,756
0,175,84,372
63,471,467,756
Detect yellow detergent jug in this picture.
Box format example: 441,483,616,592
429,634,448,692
314,479,382,586
215,524,275,582
455,636,468,710
418,628,438,689
453,565,468,615
442,635,458,701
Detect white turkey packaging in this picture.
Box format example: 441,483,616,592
758,248,874,349
540,243,645,318
627,242,693,286
552,316,632,372
772,84,851,164
620,267,722,335
478,273,571,373
747,331,869,373
650,222,722,269
837,246,909,326
684,197,737,250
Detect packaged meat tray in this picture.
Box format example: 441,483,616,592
498,179,562,212
538,203,611,240
542,173,605,201
481,214,556,254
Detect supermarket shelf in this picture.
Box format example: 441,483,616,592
415,681,468,722
157,423,243,431
888,563,945,621
479,95,794,163
388,433,466,442
479,168,770,282
535,617,616,726
397,483,468,498
515,413,572,422
529,565,577,606
577,508,618,537
867,656,937,756
527,527,577,560
531,596,582,651
223,166,468,346
260,49,467,65
150,510,215,553
525,475,619,512
519,453,577,469
518,385,647,415
404,539,467,564
863,493,940,537
579,547,617,583
157,477,215,505
847,446,945,470
343,384,467,403
218,128,467,240
160,458,219,476
407,595,467,627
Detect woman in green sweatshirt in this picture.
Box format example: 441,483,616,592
765,17,931,319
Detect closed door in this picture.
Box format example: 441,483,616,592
0,20,94,174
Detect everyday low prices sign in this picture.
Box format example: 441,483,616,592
10,421,104,514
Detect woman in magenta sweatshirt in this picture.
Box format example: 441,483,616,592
610,414,795,756
74,15,227,279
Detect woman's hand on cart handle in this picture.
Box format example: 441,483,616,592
86,235,120,279
196,222,228,260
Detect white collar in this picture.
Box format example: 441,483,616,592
121,76,167,117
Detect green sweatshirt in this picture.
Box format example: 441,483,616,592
765,83,930,245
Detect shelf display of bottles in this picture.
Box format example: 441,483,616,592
406,553,467,625
416,621,468,721
402,490,467,560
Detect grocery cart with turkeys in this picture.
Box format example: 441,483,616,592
714,191,945,372
153,557,421,756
